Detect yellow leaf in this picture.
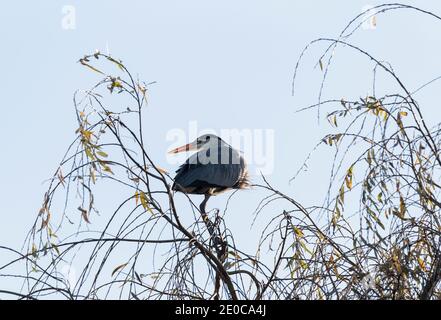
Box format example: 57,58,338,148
139,191,153,214
299,240,313,255
134,191,139,206
102,164,114,175
399,111,408,117
377,192,383,203
140,191,148,208
82,130,93,141
85,147,95,160
97,151,108,158
299,259,308,270
31,243,38,258
345,177,352,190
417,257,426,271
293,226,304,238
332,207,340,227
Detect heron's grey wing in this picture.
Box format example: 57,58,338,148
174,150,245,189
175,163,242,188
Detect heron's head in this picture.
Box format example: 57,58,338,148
168,134,223,154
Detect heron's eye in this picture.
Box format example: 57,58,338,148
205,136,211,141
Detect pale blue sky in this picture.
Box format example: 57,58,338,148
2,1,441,295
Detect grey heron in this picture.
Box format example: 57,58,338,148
169,134,249,215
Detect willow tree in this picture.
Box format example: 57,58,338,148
1,3,440,300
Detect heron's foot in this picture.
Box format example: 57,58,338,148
200,211,227,258
212,235,227,259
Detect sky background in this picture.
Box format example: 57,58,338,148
2,0,441,295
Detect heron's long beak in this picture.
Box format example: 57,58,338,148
168,142,198,154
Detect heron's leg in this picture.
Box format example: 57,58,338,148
199,195,227,257
200,194,216,237
199,195,228,299
199,194,224,299
199,194,210,215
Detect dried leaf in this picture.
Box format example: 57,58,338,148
90,168,96,184
399,196,406,218
57,169,65,187
339,185,345,204
156,166,168,175
78,207,90,224
40,210,51,230
111,263,128,277
79,59,104,75
345,166,354,190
